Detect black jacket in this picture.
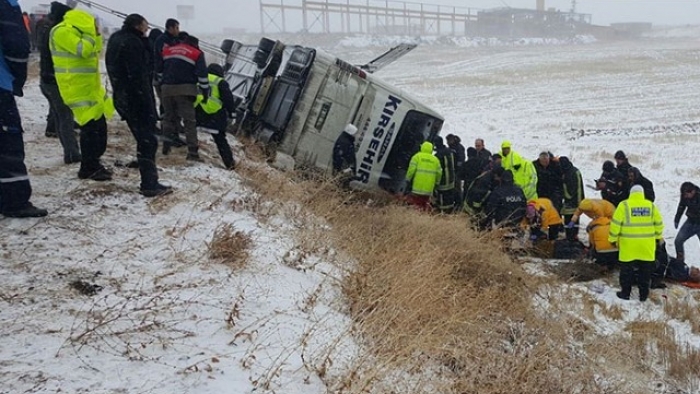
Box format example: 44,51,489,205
560,157,585,214
629,167,655,202
533,159,563,206
598,169,625,206
332,132,356,174
105,25,157,123
675,185,700,225
37,2,71,85
463,156,483,188
465,170,498,213
482,181,526,229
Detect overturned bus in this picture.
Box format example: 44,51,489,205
220,37,444,194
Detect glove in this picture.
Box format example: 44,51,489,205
674,220,679,229
565,221,575,229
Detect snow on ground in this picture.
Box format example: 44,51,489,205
4,34,700,392
368,36,700,363
1,66,357,392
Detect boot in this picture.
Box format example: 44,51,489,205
78,166,113,181
616,291,630,300
2,202,48,218
186,148,203,162
140,183,173,198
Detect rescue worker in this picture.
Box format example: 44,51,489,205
628,167,655,202
500,140,538,200
158,32,209,161
525,198,564,241
194,63,237,170
332,124,357,176
433,136,456,213
560,156,585,241
50,8,114,181
0,0,48,217
586,214,618,269
569,198,615,223
533,151,562,212
463,147,483,195
405,141,442,211
609,184,664,302
480,170,526,231
106,13,172,197
446,134,465,205
463,165,503,218
673,182,700,263
38,1,81,164
596,160,625,206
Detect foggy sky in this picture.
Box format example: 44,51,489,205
18,0,700,34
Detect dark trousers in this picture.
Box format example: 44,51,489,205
674,221,700,256
79,116,108,173
211,129,234,168
564,214,579,240
162,95,197,152
125,117,159,189
40,81,80,161
619,260,654,300
0,90,33,213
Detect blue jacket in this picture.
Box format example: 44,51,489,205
0,0,30,94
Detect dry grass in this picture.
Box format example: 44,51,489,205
235,148,700,393
208,223,253,271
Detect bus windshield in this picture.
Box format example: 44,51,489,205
379,110,443,193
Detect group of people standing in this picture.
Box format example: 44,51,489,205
1,0,238,219
401,133,700,302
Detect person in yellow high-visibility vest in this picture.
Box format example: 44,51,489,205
50,8,114,181
405,141,442,211
194,63,236,170
609,185,664,302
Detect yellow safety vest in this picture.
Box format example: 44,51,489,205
50,10,113,126
194,74,223,114
608,191,664,262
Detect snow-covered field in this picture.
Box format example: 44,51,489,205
3,33,700,393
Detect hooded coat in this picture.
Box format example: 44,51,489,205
406,141,442,196
50,9,114,125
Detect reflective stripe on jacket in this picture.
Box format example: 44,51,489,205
608,191,664,262
406,141,442,196
50,9,113,126
195,74,222,114
501,149,538,200
587,217,617,253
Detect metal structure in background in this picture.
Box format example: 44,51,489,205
69,0,224,59
259,0,480,36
